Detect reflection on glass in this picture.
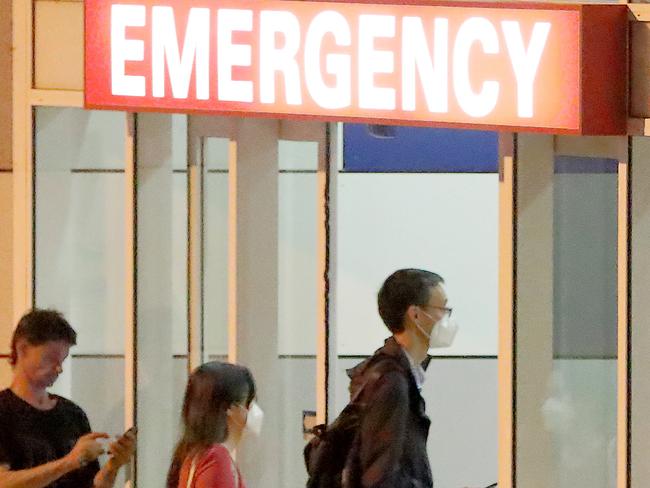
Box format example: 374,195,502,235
544,156,618,488
34,106,127,475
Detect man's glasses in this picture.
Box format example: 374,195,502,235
424,305,453,318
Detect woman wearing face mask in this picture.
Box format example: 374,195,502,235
166,361,263,488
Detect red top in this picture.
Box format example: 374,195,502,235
178,444,246,488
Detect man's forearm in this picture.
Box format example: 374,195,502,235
0,457,78,488
93,459,121,488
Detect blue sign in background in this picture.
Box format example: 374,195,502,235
343,124,499,173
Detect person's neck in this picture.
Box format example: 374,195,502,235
223,430,242,458
10,372,52,409
394,328,428,364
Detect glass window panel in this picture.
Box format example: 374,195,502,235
278,140,318,171
343,124,498,173
278,173,318,356
553,157,618,359
34,106,127,479
276,143,318,486
172,173,189,355
36,173,125,354
335,131,499,488
70,357,126,486
35,107,126,353
204,168,229,357
204,137,230,171
427,359,498,487
278,358,316,487
547,359,617,487
35,108,126,170
543,155,618,487
171,115,188,171
172,357,189,441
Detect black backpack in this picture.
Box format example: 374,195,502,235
303,397,364,488
303,356,405,488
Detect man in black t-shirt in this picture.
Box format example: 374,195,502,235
0,309,135,488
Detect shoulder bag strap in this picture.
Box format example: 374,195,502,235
186,457,197,488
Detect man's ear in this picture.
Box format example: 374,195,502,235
15,339,30,361
406,304,419,323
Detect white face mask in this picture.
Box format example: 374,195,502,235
244,401,264,437
415,311,459,349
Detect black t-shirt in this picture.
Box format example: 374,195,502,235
0,388,100,487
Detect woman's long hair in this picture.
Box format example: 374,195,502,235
166,361,256,488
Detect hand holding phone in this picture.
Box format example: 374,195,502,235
121,426,137,439
107,427,137,469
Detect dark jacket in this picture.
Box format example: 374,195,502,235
345,337,433,488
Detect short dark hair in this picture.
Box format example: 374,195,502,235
377,269,444,333
10,309,77,366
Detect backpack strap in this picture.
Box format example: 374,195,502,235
351,354,409,406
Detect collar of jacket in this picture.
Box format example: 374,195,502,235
380,336,434,372
346,336,433,383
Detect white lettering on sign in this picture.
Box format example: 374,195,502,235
402,16,449,113
217,9,253,103
453,17,500,118
304,11,352,109
152,6,210,99
358,15,396,110
105,6,554,120
111,4,146,96
260,11,303,105
502,21,551,118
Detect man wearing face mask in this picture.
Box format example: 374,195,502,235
345,269,458,488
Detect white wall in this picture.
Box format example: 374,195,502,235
336,173,499,356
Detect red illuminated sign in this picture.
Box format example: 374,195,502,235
85,0,627,134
